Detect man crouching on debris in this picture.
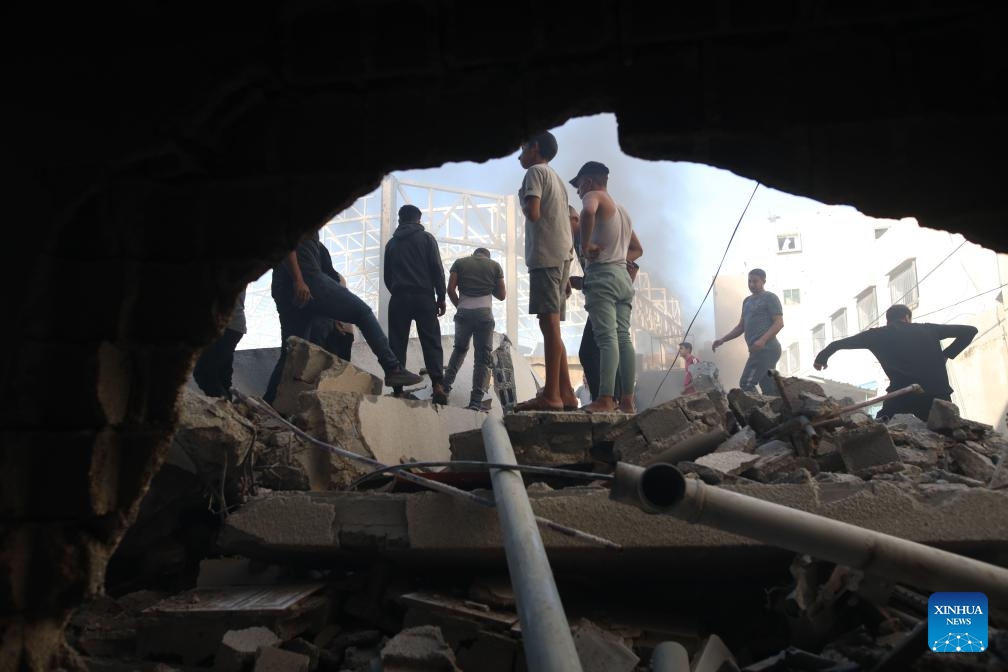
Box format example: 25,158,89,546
813,304,978,421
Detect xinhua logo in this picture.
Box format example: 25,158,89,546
928,592,988,653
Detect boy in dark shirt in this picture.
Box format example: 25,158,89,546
813,304,977,421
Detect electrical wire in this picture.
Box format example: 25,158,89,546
861,239,968,331
349,460,613,490
650,181,761,404
911,283,1008,320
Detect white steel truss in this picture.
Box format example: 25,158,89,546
243,176,684,368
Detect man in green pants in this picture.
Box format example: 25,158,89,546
570,161,641,413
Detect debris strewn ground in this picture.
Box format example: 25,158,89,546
74,350,1008,671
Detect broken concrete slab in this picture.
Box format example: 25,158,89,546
271,336,381,416
214,627,280,672
488,411,626,465
696,450,760,476
380,626,460,671
727,389,784,420
947,443,996,482
835,424,900,475
716,427,757,453
755,440,792,457
991,442,1008,490
455,630,518,672
219,479,1008,574
293,391,484,488
254,646,310,672
571,618,639,672
137,585,327,665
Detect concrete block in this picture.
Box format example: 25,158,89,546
835,424,900,474
294,391,484,488
215,627,280,672
927,399,967,434
254,646,310,672
947,443,995,482
380,625,460,671
271,336,382,416
747,405,783,434
716,427,756,453
571,618,639,672
636,403,691,443
696,450,760,475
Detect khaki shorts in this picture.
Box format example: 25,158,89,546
528,259,571,319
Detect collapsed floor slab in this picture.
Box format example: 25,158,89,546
217,480,1008,574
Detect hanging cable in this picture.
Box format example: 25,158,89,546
650,181,761,404
911,283,1008,320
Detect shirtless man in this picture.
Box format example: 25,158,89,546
570,161,642,413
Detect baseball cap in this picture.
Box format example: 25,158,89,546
569,161,610,186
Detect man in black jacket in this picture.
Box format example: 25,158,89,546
264,230,422,404
813,304,978,421
383,204,448,403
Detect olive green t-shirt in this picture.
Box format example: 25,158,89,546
450,255,503,297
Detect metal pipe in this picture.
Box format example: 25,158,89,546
810,384,924,427
482,416,583,672
611,463,1008,603
644,428,730,466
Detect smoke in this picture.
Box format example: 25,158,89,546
397,113,824,346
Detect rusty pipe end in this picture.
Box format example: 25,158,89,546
610,462,687,514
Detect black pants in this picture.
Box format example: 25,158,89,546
577,317,622,401
878,391,949,422
388,292,444,391
263,307,312,403
193,328,244,398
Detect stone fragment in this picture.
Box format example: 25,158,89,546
254,646,310,672
925,469,986,488
727,389,782,420
755,439,792,457
834,424,899,475
677,462,725,485
271,336,381,416
696,450,760,476
991,442,1008,490
215,627,281,672
895,444,940,470
636,403,691,443
174,386,256,505
716,427,756,453
927,399,967,434
947,443,996,482
747,405,782,435
380,625,461,671
281,638,320,671
571,619,639,672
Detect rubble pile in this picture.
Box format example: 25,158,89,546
83,350,1008,671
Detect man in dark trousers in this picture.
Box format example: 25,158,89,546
813,303,978,421
264,230,422,404
443,247,506,410
383,204,448,403
193,288,247,399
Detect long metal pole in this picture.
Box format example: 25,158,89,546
482,416,583,672
611,463,1008,603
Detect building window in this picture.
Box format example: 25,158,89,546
783,288,801,305
787,342,800,374
831,308,848,340
812,324,826,357
856,287,878,330
776,233,802,254
888,259,919,310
